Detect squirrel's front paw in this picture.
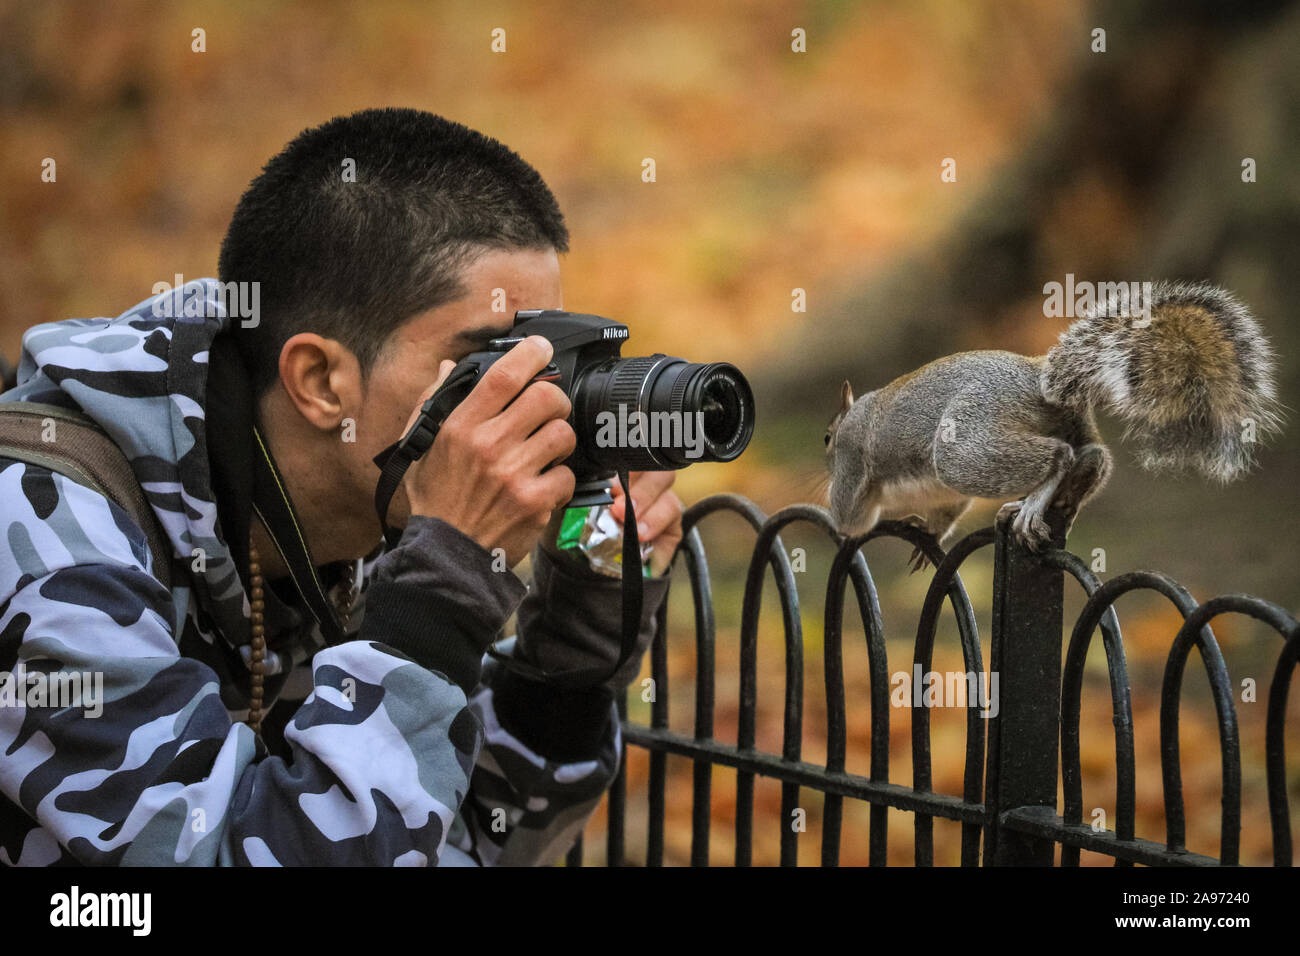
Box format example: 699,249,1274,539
898,513,929,531
906,545,933,575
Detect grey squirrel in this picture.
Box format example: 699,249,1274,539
824,281,1284,565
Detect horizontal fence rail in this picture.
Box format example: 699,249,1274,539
563,494,1299,867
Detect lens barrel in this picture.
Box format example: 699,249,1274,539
573,355,755,470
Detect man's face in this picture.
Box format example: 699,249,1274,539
348,245,563,527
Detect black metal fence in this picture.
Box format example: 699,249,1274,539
564,493,1300,866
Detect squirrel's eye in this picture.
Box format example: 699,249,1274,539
824,433,832,446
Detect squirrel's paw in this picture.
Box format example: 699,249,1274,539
1013,509,1051,551
898,515,934,572
995,501,1023,522
1015,525,1051,552
998,500,1051,551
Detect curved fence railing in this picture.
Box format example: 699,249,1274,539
562,494,1299,866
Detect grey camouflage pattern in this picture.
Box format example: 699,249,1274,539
0,280,621,866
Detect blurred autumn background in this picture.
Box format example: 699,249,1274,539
2,0,1297,865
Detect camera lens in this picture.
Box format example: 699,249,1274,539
573,355,755,470
686,365,749,457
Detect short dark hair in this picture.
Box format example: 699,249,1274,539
218,108,569,395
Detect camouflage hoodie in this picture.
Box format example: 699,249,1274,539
0,279,667,866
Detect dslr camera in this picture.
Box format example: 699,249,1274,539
378,309,755,512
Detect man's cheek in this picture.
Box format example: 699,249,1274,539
350,399,404,461
383,375,425,435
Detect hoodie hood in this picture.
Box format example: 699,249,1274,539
1,278,250,643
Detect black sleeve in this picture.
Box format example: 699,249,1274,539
362,515,527,696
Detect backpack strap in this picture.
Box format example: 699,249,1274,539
0,402,178,590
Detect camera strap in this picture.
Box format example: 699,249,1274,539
611,467,645,686
372,363,480,549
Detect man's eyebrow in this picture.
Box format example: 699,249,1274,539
453,324,515,346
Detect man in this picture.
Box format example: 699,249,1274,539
0,108,681,865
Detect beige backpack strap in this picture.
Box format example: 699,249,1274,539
0,402,175,590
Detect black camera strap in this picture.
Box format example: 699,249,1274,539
373,388,644,688
611,467,645,686
372,363,479,550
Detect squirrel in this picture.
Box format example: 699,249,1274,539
824,281,1284,566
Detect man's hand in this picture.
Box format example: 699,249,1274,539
503,467,681,700
402,336,576,568
608,470,684,576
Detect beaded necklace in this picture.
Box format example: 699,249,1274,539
246,537,267,733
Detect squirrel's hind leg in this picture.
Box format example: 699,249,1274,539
1009,476,1063,550
979,439,1077,550
1048,443,1113,537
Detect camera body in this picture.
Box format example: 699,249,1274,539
436,309,755,506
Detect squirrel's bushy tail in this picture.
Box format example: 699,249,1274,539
1041,281,1284,481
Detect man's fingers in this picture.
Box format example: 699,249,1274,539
496,380,572,441
516,416,578,473
610,470,677,522
457,335,553,422
633,491,683,543
533,463,576,513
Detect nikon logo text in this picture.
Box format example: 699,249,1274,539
50,886,151,936
602,327,628,339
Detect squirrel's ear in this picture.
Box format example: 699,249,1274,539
840,380,854,413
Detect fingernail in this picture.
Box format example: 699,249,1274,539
530,335,553,360
637,522,649,538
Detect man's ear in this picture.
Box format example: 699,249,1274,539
839,380,854,414
277,333,362,431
